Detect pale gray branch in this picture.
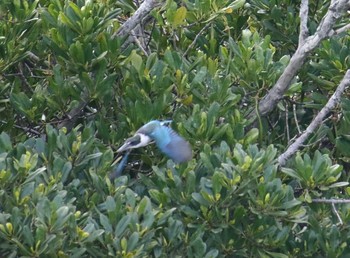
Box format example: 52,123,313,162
334,23,350,35
278,69,350,166
114,0,162,38
255,0,350,118
298,0,309,46
131,28,150,56
312,198,350,204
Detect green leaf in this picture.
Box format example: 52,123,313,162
192,192,210,207
23,167,46,184
130,50,143,72
336,135,350,156
10,92,32,117
211,123,229,141
244,128,259,144
191,235,207,256
100,213,113,233
281,168,301,180
61,161,72,183
105,196,117,212
137,196,151,215
204,249,219,258
0,132,12,152
58,12,77,31
52,206,70,231
173,6,187,27
92,51,108,66
69,40,85,64
68,2,82,19
328,182,349,188
84,229,104,243
157,208,176,225
192,67,207,84
212,171,223,195
127,232,139,252
70,248,87,258
76,152,102,166
115,215,130,236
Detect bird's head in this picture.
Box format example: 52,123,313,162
116,133,153,153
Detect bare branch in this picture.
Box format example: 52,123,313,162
298,0,309,46
27,51,40,62
131,29,150,56
278,69,350,166
0,120,42,136
333,23,350,35
312,198,350,204
254,0,350,118
57,100,88,131
114,0,162,38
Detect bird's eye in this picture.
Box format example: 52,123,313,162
129,140,138,145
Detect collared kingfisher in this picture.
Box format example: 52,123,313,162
117,120,192,163
110,120,192,179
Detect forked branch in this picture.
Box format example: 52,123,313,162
278,69,350,166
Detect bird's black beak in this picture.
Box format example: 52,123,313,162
116,142,130,153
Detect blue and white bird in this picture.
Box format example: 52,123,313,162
117,120,192,163
110,120,192,179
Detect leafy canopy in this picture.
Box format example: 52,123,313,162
1,0,350,257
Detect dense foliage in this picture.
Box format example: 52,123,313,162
1,0,350,257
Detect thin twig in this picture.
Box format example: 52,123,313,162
285,100,290,142
331,202,343,225
17,63,33,93
299,134,325,147
1,120,42,136
147,18,157,47
293,102,302,134
183,23,211,57
131,28,150,56
278,69,350,166
13,124,42,136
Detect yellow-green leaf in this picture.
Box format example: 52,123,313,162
173,6,187,27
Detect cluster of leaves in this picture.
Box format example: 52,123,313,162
1,0,350,257
1,124,349,257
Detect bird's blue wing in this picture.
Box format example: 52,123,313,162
154,126,192,163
